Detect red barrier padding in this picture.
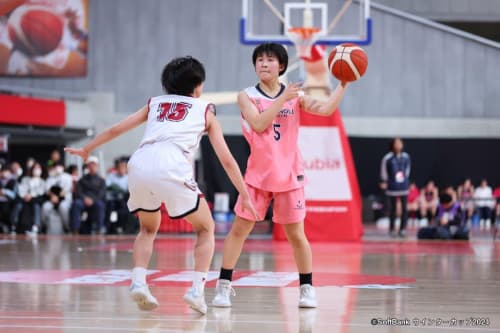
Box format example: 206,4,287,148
158,204,193,233
0,94,66,127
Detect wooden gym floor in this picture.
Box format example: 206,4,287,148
0,228,499,332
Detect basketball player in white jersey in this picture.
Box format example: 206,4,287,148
65,56,259,315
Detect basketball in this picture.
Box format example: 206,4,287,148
7,5,64,57
327,43,368,82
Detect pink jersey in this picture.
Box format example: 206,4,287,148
241,84,305,192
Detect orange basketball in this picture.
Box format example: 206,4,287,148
7,5,64,57
328,43,368,82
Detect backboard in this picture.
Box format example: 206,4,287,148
240,0,372,46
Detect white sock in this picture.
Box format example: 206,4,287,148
192,271,207,292
132,267,147,285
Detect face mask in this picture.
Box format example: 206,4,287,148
16,169,23,177
439,193,453,205
48,170,57,177
26,160,35,169
33,168,42,177
55,166,64,175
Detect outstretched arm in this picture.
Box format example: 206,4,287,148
301,81,348,116
206,111,260,220
64,105,149,160
238,82,302,133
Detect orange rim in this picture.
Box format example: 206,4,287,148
287,27,321,39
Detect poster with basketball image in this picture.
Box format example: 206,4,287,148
0,0,88,77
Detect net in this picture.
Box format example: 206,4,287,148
286,27,322,60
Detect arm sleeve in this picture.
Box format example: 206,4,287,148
406,154,411,178
380,155,388,182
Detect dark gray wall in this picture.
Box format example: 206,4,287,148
374,0,500,21
1,0,499,119
343,3,500,119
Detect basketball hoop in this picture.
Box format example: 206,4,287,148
287,27,322,60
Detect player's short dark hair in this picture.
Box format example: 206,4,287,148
252,43,288,76
161,56,205,96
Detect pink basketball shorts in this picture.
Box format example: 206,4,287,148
234,184,306,224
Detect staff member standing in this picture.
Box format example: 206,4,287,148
380,138,411,238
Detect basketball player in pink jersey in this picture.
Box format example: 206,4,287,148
65,56,258,315
212,43,348,308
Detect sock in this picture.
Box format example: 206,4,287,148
299,273,313,286
219,267,233,281
132,267,147,285
192,271,208,292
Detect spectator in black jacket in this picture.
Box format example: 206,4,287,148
70,156,106,234
0,165,18,233
380,138,411,238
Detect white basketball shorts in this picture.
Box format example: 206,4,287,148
127,143,202,218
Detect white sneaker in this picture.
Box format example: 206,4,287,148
212,279,235,308
130,282,159,311
183,286,207,315
26,225,39,237
299,284,317,308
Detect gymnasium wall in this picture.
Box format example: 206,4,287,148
1,0,500,138
346,3,500,120
373,0,500,21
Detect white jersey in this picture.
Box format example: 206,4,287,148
127,95,215,218
139,94,215,162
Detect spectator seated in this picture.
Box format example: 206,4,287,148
418,189,469,241
70,156,106,235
